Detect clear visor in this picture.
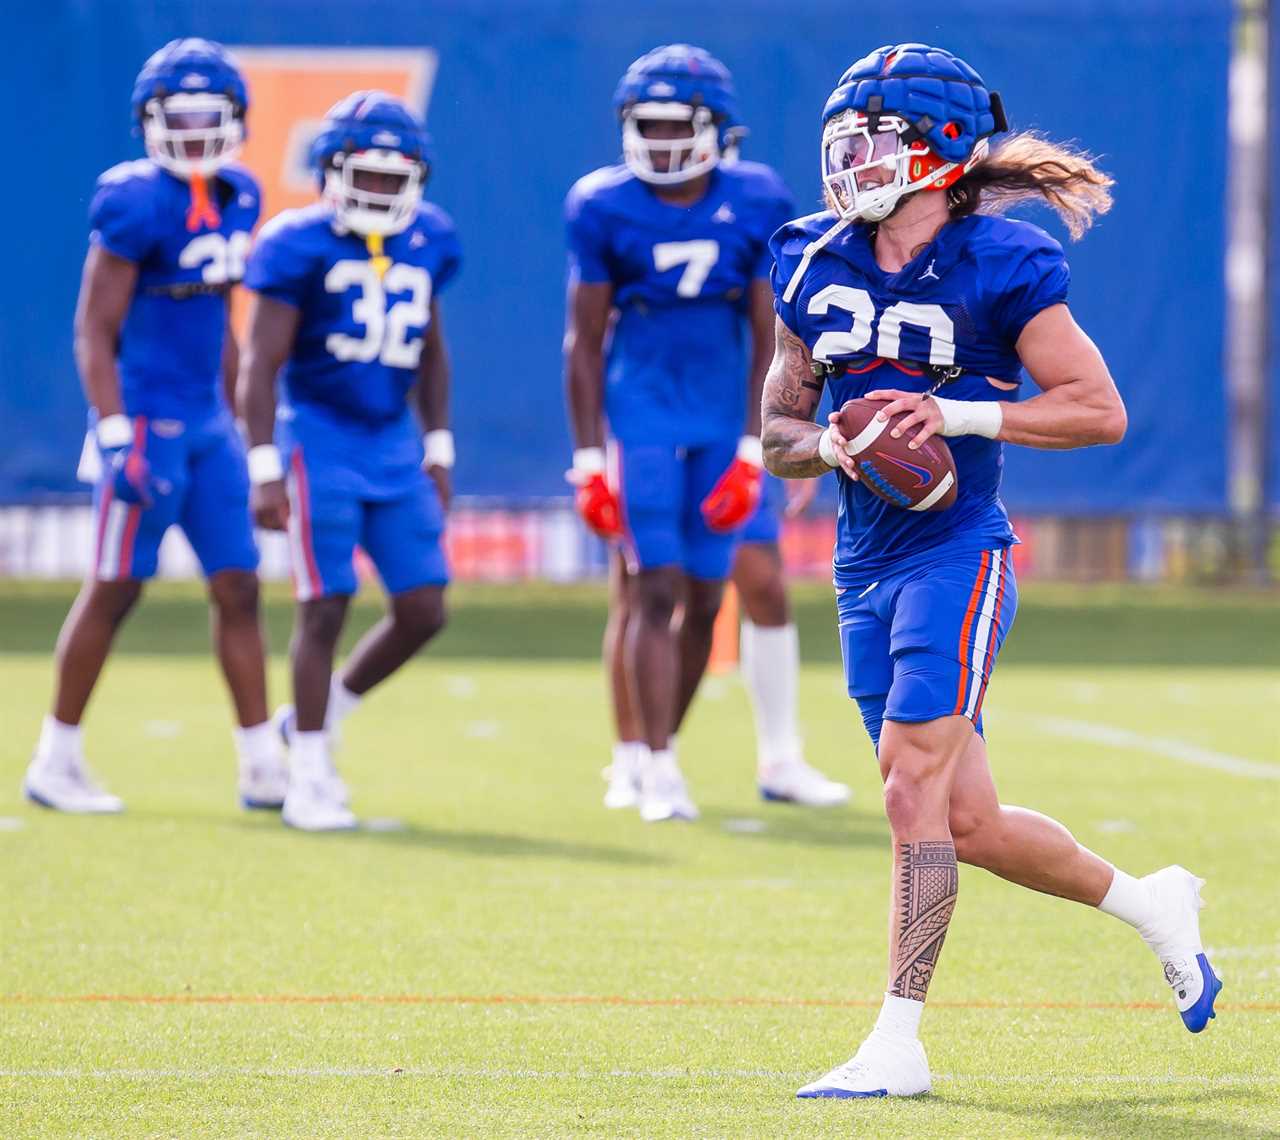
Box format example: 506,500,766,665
326,149,424,236
143,93,242,177
821,113,913,219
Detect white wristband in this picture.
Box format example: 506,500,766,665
817,426,840,468
96,414,133,450
572,447,606,476
931,396,1003,439
247,444,284,485
423,429,456,470
736,435,764,467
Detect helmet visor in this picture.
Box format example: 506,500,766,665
145,93,242,175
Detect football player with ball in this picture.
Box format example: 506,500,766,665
761,43,1221,1098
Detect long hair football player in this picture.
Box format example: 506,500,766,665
760,43,1220,1098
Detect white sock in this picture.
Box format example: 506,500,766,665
328,676,362,727
291,730,329,776
873,992,924,1042
649,747,676,774
613,741,643,770
234,721,279,766
37,715,81,763
740,621,801,769
1099,867,1157,942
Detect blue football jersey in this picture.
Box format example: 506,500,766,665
565,161,794,446
89,159,260,419
771,211,1070,585
243,202,461,497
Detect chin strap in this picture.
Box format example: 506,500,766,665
185,173,222,232
365,232,390,280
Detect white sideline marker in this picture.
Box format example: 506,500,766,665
1033,716,1280,781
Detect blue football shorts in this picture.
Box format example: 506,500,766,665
284,445,448,600
837,544,1018,748
92,410,257,582
739,471,783,546
609,436,742,581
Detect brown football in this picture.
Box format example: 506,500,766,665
833,397,958,512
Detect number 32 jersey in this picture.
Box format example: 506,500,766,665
89,159,260,420
244,203,461,497
565,161,794,447
771,211,1070,585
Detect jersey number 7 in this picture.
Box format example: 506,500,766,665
324,259,433,369
653,240,720,298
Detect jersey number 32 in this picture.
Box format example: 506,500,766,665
324,260,432,369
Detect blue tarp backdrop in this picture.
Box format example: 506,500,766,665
5,0,1235,510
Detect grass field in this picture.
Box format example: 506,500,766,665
1,579,1278,1138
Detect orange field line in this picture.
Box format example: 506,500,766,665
1,993,1276,1013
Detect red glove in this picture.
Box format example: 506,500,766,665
566,448,623,540
575,473,623,539
701,437,764,532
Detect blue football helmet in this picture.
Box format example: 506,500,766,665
612,44,742,185
820,44,1007,223
309,91,433,236
132,38,248,178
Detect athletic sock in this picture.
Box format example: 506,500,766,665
612,740,643,771
740,620,801,770
1098,867,1158,942
233,721,279,766
291,730,329,777
37,715,81,764
873,992,925,1042
327,676,362,727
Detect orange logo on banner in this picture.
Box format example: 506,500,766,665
227,48,437,329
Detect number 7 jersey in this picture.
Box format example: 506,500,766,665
565,161,794,447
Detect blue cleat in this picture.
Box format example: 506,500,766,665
1166,951,1223,1033
1142,866,1223,1033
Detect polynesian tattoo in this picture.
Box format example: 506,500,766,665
760,318,830,478
889,840,959,1002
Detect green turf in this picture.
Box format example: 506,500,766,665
1,581,1277,1137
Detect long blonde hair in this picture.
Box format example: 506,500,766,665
948,132,1114,240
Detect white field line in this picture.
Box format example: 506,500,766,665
0,1067,1275,1087
1032,716,1280,780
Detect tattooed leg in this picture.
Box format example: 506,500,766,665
888,840,959,1002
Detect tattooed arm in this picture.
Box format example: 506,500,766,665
760,317,831,478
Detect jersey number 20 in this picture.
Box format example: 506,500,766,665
808,284,955,367
324,260,432,368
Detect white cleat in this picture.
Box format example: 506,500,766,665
23,753,124,814
1141,865,1222,1032
273,705,349,808
603,763,641,810
282,755,356,833
797,1032,931,1099
238,759,289,812
638,753,699,823
759,758,851,807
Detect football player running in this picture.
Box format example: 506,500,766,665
567,45,845,820
762,44,1220,1098
239,93,459,831
24,39,286,814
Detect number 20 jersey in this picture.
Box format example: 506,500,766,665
771,211,1070,586
89,159,261,419
565,161,794,447
243,202,461,497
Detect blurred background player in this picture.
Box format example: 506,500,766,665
565,44,834,822
601,472,850,810
763,43,1220,1098
239,92,459,832
23,39,285,814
